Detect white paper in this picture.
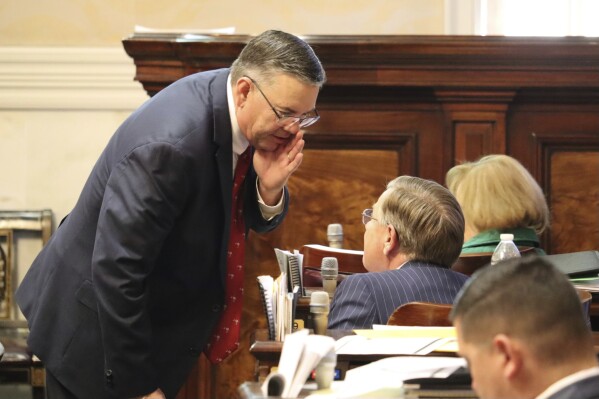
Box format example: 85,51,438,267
338,356,467,398
287,335,336,398
262,330,335,399
274,329,310,396
134,25,235,34
335,335,452,355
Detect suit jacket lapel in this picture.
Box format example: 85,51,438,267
211,69,234,286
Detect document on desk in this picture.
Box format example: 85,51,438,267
368,325,456,337
305,356,467,399
334,326,458,355
335,335,452,355
261,329,336,399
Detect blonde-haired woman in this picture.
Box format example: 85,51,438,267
446,154,549,255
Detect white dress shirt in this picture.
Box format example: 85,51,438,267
536,366,599,399
226,74,284,220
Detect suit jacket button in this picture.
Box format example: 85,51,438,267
105,369,114,386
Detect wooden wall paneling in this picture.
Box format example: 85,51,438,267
507,101,599,171
533,133,599,254
507,101,599,255
309,94,447,184
174,355,212,399
447,110,507,164
436,90,515,165
283,130,417,249
454,121,493,162
124,35,599,97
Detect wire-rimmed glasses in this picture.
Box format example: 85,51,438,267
245,76,320,129
362,208,378,225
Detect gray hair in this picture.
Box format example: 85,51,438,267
230,30,326,87
378,176,465,268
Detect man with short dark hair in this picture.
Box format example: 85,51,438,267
451,256,599,399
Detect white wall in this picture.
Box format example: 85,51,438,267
0,0,446,46
0,47,147,318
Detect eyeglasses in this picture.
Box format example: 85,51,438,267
362,208,378,225
245,76,320,129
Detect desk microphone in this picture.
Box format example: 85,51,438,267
310,291,330,335
321,257,338,297
327,223,343,248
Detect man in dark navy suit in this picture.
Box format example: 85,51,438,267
16,30,325,399
328,176,468,330
451,256,599,399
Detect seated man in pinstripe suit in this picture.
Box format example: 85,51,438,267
328,176,469,329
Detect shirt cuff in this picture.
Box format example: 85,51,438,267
256,179,285,221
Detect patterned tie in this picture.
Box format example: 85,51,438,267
205,147,252,364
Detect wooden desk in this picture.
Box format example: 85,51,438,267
249,329,457,383
251,329,599,383
0,322,45,399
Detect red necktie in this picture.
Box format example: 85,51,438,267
205,147,252,364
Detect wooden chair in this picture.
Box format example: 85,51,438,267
0,210,53,399
451,246,536,276
387,302,453,326
300,244,366,288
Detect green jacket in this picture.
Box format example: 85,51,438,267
461,227,546,255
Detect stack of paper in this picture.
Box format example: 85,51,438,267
338,356,467,398
274,248,305,296
262,330,336,398
256,274,300,341
335,326,458,355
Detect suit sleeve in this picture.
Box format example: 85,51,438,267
91,142,191,397
328,275,377,330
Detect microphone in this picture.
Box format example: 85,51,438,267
321,257,338,297
310,291,330,335
327,223,343,248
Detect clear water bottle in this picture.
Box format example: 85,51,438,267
490,233,521,265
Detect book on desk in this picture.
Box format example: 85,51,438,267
547,250,599,278
257,248,306,341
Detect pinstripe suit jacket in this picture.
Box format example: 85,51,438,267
327,262,469,329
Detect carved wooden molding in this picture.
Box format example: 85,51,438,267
122,34,599,96
304,131,418,175
532,132,599,252
532,132,599,189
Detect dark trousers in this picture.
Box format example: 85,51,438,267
45,370,78,399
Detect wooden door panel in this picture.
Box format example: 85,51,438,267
550,151,599,253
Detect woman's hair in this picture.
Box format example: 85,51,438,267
378,176,465,268
230,30,326,88
446,154,549,235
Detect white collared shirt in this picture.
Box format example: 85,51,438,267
226,74,284,220
535,366,599,399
